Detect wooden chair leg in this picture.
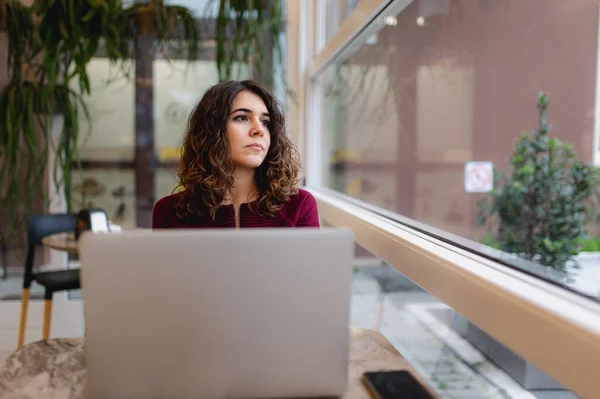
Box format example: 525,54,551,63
17,288,29,349
43,298,52,340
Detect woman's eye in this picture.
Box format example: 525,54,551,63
234,115,248,121
261,119,270,127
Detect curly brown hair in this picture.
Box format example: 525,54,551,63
176,80,301,220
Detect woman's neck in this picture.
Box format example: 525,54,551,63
223,168,258,206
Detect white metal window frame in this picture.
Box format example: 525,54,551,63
285,0,600,398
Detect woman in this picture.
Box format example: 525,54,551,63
152,80,319,229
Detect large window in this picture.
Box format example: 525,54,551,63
297,1,600,398
316,0,600,299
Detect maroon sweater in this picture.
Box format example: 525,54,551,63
152,189,320,229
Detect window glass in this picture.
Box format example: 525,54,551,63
318,0,600,299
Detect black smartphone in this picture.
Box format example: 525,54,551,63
362,370,436,399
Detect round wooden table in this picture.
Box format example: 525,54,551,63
42,233,78,255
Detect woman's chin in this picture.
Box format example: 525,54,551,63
233,158,265,170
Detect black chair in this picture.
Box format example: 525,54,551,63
18,213,80,349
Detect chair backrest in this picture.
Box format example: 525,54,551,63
28,214,78,247
24,214,78,279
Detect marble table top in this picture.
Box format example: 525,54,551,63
0,329,437,399
0,338,85,399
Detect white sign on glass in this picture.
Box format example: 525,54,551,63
464,161,494,193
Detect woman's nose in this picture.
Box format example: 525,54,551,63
250,120,264,136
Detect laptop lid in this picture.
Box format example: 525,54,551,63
79,228,354,399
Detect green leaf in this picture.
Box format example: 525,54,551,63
59,20,69,38
82,7,96,22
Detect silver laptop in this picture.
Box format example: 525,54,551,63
79,228,354,399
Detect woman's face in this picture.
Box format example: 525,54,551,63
226,90,271,170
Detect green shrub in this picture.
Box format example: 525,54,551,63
477,92,594,271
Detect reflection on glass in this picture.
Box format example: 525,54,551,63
318,0,600,298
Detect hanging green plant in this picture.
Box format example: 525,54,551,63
118,0,200,61
0,0,202,247
31,0,126,94
0,0,119,246
0,81,88,237
0,0,35,82
208,0,286,91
